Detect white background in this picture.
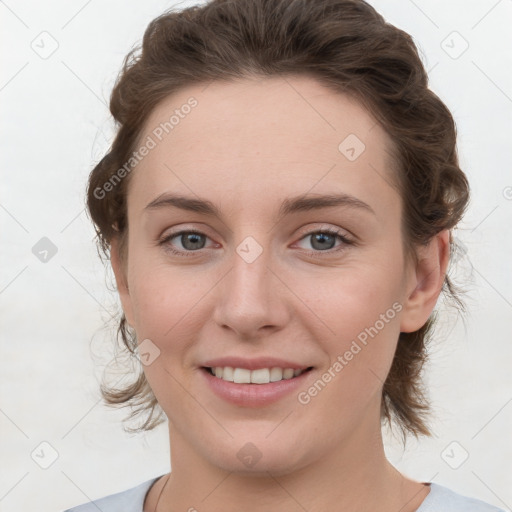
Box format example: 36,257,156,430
1,1,511,511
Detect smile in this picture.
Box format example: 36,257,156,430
204,366,313,384
200,366,315,407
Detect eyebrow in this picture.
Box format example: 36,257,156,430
144,192,376,217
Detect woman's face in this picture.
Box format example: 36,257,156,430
113,75,438,474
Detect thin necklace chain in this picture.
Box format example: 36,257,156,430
154,474,171,512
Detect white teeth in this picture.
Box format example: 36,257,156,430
210,366,306,384
251,368,270,384
222,366,234,382
269,367,283,382
233,368,251,384
283,368,294,379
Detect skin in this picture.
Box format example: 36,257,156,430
110,75,449,512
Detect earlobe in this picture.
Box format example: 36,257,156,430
110,235,135,328
399,230,451,333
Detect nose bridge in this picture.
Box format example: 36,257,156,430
212,228,289,336
228,231,274,307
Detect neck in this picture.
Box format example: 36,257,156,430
152,411,427,512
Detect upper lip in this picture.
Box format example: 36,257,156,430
201,357,312,371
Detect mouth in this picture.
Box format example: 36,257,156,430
201,366,314,384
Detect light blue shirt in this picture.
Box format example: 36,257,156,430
62,475,507,512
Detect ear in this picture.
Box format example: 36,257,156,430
110,234,135,328
400,229,451,333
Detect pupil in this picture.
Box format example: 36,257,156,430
312,233,334,250
183,233,203,250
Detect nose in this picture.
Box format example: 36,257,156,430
211,239,291,340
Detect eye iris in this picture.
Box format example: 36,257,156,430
311,232,335,251
170,230,343,253
182,233,204,250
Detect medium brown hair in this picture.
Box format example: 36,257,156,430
86,0,470,444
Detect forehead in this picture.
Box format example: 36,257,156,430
128,75,399,215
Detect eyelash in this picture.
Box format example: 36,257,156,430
158,227,354,258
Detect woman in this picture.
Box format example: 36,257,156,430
64,0,506,510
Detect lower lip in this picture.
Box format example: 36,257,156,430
200,367,313,407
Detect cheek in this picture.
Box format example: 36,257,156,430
126,262,210,415
296,263,403,392
128,245,193,325
301,260,402,335
290,267,403,452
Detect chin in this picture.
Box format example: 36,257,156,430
203,433,312,477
